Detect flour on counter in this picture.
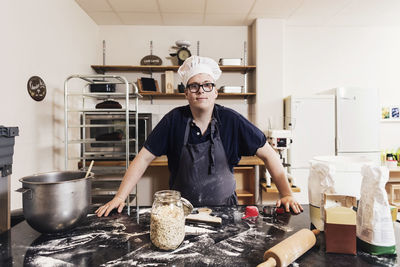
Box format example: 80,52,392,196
137,264,165,266
217,241,244,252
170,241,194,253
106,234,214,266
139,208,151,214
100,244,150,266
192,224,215,229
102,259,138,267
221,214,229,219
73,216,149,242
32,233,109,254
358,251,398,265
229,228,271,243
215,247,241,257
139,251,201,260
25,214,151,267
261,221,293,232
74,218,125,231
185,225,217,235
30,256,75,267
103,246,201,266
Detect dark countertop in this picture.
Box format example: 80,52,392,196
0,206,398,266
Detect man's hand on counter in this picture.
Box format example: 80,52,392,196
276,195,303,214
95,196,125,217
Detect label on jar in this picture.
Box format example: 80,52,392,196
150,205,185,250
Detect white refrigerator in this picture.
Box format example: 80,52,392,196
333,87,381,162
284,87,380,203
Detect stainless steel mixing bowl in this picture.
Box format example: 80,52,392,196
18,171,93,234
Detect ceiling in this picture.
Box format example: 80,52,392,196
75,0,400,27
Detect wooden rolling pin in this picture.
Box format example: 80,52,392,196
257,229,320,267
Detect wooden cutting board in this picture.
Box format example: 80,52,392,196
186,208,222,224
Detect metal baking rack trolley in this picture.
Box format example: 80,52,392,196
64,74,142,219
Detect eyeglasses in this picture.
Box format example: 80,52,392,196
186,82,215,93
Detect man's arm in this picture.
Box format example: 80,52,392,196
96,147,156,217
255,142,303,213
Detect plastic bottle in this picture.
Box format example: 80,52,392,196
396,148,400,166
381,150,387,165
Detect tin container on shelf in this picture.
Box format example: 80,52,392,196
219,58,242,66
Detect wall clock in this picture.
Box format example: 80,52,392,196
170,40,192,65
177,47,191,65
27,76,46,101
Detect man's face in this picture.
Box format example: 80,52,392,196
185,73,217,111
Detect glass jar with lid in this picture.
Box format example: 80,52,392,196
150,190,193,250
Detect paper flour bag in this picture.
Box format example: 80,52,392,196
308,162,336,231
357,165,396,255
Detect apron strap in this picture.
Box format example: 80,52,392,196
183,119,195,161
183,118,191,145
209,119,216,175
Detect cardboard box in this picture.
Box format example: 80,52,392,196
390,205,397,221
323,194,357,255
386,182,400,207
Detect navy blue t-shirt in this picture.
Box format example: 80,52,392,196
144,104,266,186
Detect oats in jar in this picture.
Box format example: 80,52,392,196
150,190,185,250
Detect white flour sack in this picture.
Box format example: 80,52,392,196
356,165,396,255
308,162,336,231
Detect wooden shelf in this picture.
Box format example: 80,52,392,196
91,65,256,74
389,167,400,181
260,182,301,193
91,65,257,99
381,119,400,122
81,156,263,167
236,189,254,197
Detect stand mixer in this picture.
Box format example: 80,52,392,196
265,129,296,188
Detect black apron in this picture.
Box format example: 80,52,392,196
171,118,238,206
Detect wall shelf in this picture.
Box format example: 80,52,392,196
91,65,256,100
381,119,400,122
260,182,301,193
91,65,256,74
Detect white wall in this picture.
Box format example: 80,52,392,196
253,19,285,130
1,0,99,210
285,25,400,151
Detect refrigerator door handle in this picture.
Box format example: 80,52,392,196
339,96,356,100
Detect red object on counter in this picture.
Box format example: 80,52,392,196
242,206,259,219
275,207,285,214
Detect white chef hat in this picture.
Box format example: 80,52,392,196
178,55,222,86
